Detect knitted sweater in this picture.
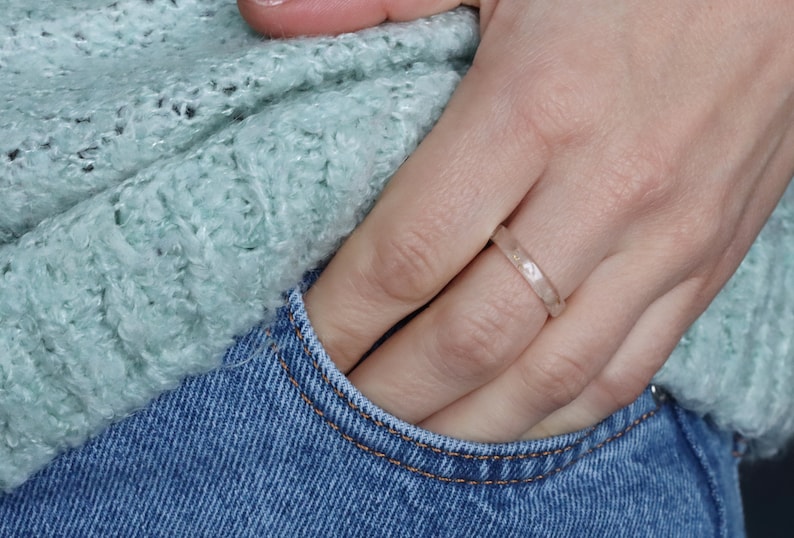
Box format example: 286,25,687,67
0,0,791,491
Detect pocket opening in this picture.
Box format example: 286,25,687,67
266,286,665,486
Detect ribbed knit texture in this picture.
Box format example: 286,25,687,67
0,0,790,490
0,0,478,490
657,181,794,456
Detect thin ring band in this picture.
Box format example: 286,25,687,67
490,224,566,317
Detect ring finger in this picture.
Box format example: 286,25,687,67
417,246,681,442
347,166,616,424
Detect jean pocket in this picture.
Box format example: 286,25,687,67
264,286,669,487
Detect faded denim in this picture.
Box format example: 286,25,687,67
0,283,746,537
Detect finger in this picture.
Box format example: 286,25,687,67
346,246,549,424
304,58,553,372
520,133,794,439
418,251,677,442
237,0,475,37
524,277,704,439
346,170,613,423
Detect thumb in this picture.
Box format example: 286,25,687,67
237,0,475,37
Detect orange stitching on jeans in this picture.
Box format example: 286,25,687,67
270,335,660,486
282,307,601,461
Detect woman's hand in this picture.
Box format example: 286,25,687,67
238,0,794,442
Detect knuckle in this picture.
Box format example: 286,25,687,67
521,349,591,410
430,302,514,382
660,204,729,267
607,382,646,410
367,227,442,305
597,371,656,410
597,143,675,215
511,68,602,146
670,214,718,253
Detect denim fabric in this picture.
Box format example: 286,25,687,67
0,286,746,537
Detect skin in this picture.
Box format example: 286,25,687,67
238,0,794,442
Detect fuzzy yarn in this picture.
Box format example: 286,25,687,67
0,0,790,490
0,0,477,490
656,182,794,456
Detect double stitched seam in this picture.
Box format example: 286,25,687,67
268,329,661,485
671,406,730,537
285,307,596,460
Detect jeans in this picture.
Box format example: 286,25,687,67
0,284,746,537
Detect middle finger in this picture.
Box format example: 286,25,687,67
347,166,613,424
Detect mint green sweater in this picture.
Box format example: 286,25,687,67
0,0,791,491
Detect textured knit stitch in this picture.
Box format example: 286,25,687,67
0,0,478,490
656,186,794,456
0,0,791,490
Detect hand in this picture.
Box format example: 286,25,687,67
238,0,794,442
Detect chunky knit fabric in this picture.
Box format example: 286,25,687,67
0,0,790,490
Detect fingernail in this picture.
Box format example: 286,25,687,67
252,0,292,6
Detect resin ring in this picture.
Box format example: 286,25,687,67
490,224,566,317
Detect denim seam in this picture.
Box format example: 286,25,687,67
672,406,728,538
284,307,598,460
268,325,663,486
